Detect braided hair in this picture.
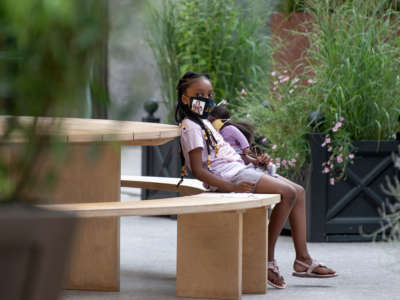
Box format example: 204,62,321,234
175,72,218,186
209,105,256,145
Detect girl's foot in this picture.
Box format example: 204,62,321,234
267,260,287,289
293,258,337,278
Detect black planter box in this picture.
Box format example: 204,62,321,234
307,133,399,242
141,137,181,200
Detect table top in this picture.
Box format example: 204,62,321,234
0,116,180,145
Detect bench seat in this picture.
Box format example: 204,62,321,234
121,175,206,196
41,192,276,217
41,193,280,300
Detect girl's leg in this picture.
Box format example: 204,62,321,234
254,175,297,286
276,175,336,275
274,176,308,258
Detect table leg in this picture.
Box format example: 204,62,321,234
21,143,121,291
242,207,268,294
176,211,243,300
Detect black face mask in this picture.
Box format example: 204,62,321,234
188,96,216,119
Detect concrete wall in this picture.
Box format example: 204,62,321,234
108,0,166,122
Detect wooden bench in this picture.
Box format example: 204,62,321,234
41,192,280,300
121,175,206,196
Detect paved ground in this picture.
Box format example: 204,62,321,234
61,214,400,300
61,146,400,300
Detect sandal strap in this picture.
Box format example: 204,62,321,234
268,260,282,276
295,259,327,275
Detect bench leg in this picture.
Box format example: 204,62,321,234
176,211,243,300
242,207,268,294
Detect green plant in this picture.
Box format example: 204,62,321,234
0,0,108,202
276,0,306,16
146,0,272,123
304,0,400,182
240,0,400,181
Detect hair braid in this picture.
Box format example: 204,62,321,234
175,72,218,187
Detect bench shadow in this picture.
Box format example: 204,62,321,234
121,269,176,282
290,284,334,288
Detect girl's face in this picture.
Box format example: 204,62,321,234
181,77,213,105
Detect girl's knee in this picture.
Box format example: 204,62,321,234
296,185,305,200
282,185,297,207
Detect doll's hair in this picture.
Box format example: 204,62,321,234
209,105,255,144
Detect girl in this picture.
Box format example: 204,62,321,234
176,71,337,289
208,105,277,177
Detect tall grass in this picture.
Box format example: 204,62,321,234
306,0,400,141
146,0,272,123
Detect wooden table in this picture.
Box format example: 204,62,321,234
0,116,180,291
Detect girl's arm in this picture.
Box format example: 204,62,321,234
189,148,255,193
241,147,259,166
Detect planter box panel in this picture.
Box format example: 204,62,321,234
141,138,181,200
308,133,399,241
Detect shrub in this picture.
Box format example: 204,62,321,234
146,0,272,123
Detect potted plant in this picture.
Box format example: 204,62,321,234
0,0,108,298
239,0,400,241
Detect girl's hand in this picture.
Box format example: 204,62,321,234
257,153,271,165
231,181,255,193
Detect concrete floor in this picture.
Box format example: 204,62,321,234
60,146,400,300
61,214,400,300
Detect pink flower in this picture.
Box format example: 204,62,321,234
282,160,287,166
339,117,344,122
272,144,277,150
337,155,343,163
291,158,296,163
283,70,288,74
328,146,332,152
294,85,298,89
325,137,331,144
332,121,343,132
275,157,281,163
293,77,300,83
348,153,355,159
273,87,277,91
278,75,285,80
220,99,228,105
241,88,246,95
330,164,334,169
322,167,330,174
279,76,290,83
262,137,268,143
271,71,277,76
307,79,316,84
321,142,326,147
330,178,335,185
